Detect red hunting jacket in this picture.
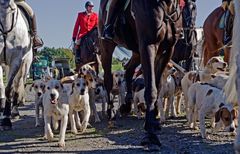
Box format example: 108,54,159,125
179,0,185,10
72,11,98,40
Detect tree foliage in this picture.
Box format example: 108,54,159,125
36,47,75,68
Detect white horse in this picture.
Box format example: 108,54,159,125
0,0,33,129
224,0,240,153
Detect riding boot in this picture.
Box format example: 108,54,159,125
102,0,124,40
31,14,44,50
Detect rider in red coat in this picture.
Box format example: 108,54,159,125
179,0,185,10
72,1,98,67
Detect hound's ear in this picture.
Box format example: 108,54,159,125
70,82,74,95
215,109,222,123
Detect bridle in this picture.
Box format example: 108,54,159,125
159,0,181,23
0,3,19,63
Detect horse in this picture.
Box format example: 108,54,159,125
76,27,100,74
99,0,182,150
172,0,197,71
202,3,234,65
224,0,240,153
0,0,33,129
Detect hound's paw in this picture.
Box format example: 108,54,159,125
79,126,86,133
47,132,54,141
201,134,210,140
189,123,194,129
58,141,65,147
71,129,78,134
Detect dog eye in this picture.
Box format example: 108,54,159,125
47,87,50,90
34,85,38,89
76,83,80,87
83,83,86,86
55,86,59,89
115,74,118,77
89,78,93,82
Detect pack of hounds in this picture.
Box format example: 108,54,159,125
26,56,238,147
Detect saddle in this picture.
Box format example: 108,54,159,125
17,5,32,34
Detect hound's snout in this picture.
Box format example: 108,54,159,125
118,80,122,85
80,89,85,95
37,92,42,97
223,62,227,68
230,127,235,132
50,93,56,100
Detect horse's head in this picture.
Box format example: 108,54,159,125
182,0,197,28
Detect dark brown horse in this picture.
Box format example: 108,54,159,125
99,0,182,150
76,27,100,74
172,0,197,71
203,5,233,65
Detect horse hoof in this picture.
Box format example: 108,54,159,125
11,113,20,119
143,143,161,152
1,118,12,130
119,104,131,115
141,133,161,148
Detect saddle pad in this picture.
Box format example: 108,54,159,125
17,5,31,33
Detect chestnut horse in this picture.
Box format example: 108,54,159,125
203,5,233,65
99,0,182,150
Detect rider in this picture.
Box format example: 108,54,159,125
14,0,44,50
221,0,233,45
102,0,127,40
179,0,185,10
102,0,187,40
72,1,98,69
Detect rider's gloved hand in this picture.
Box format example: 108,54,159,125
72,37,76,43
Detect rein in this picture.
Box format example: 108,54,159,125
0,6,19,63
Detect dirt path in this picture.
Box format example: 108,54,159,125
0,98,236,153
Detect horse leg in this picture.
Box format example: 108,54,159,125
185,56,193,71
101,40,116,124
120,52,140,115
0,66,5,116
139,44,162,148
1,61,23,129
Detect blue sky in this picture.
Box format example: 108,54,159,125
28,0,221,48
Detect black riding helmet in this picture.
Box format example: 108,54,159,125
85,1,94,9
